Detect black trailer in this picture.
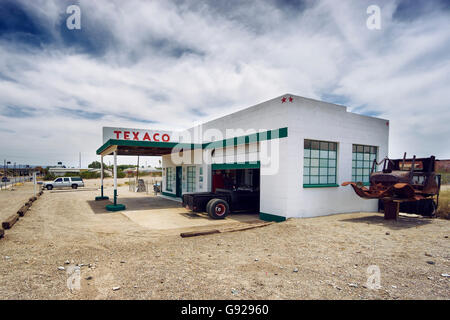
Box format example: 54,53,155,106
182,188,259,219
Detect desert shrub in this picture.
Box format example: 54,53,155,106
44,173,56,180
437,171,450,185
80,171,101,179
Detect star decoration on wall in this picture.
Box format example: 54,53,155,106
281,96,294,103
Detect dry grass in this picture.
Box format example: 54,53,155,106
436,187,450,219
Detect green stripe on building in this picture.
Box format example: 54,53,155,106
212,161,260,170
259,212,286,222
162,191,177,198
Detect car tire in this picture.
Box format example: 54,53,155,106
207,198,229,219
46,185,53,190
72,184,78,189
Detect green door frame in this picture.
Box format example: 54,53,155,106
176,166,182,197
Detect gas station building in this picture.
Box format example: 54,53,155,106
96,94,389,221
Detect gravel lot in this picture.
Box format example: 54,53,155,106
0,182,37,222
0,180,449,299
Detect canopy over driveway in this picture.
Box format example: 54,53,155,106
95,139,201,211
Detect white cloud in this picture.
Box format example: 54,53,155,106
0,0,449,167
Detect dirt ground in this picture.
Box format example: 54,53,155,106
0,180,449,300
0,183,37,221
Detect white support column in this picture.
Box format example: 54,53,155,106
113,150,117,205
101,155,104,195
105,148,124,211
96,155,109,200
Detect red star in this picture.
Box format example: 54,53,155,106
281,97,287,103
289,96,293,102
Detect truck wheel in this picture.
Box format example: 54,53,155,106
72,184,78,189
206,199,214,215
46,185,53,190
207,198,229,219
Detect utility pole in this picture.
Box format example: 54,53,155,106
79,152,81,169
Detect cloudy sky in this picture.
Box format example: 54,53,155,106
0,0,449,167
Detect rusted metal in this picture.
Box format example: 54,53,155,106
342,154,441,219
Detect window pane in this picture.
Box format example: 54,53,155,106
304,149,311,158
311,167,319,175
311,159,319,167
303,175,310,184
320,150,328,158
311,150,319,158
329,151,336,159
304,139,311,149
320,142,328,150
328,176,336,184
304,167,310,175
310,176,319,184
319,159,328,167
319,176,328,184
328,159,336,167
304,158,310,166
311,141,319,150
320,168,328,175
329,143,336,151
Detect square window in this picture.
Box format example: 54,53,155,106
303,139,337,186
352,145,378,184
